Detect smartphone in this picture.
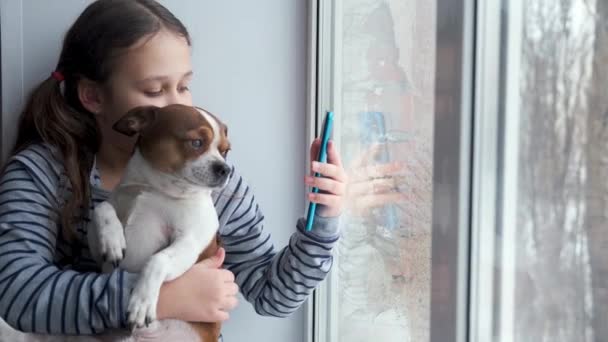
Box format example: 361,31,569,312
306,111,334,231
359,111,399,232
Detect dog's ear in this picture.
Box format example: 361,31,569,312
195,106,228,137
221,122,228,138
113,106,158,136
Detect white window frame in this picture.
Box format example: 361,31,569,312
304,0,342,341
469,0,523,341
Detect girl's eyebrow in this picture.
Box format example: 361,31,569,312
136,70,194,84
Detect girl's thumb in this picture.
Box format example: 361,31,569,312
199,247,226,269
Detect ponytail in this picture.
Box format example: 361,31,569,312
11,73,100,242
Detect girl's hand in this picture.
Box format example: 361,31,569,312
156,247,239,322
305,138,348,217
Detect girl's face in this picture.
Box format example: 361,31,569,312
96,29,193,154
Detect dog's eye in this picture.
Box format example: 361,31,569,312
191,139,203,149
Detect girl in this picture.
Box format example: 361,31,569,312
0,0,346,339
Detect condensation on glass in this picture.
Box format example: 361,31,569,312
336,0,436,341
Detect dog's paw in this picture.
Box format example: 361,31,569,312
99,222,126,268
99,233,126,268
127,279,158,330
94,202,126,268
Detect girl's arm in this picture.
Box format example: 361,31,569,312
0,144,137,335
217,166,340,317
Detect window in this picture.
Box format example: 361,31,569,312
473,0,608,341
308,1,447,341
310,0,607,341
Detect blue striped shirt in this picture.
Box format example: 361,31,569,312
0,143,340,335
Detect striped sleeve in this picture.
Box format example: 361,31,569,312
217,166,340,317
0,145,137,335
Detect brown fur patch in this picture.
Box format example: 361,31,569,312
190,233,223,342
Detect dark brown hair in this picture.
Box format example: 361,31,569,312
10,0,191,241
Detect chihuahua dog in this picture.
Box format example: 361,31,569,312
0,105,231,342
88,104,232,341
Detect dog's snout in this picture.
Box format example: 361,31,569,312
190,160,231,189
212,162,231,178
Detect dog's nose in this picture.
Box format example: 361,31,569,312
212,162,231,178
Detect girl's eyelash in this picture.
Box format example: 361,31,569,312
144,86,189,97
144,90,163,97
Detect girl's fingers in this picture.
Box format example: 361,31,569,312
221,296,239,311
310,138,321,163
226,283,239,296
308,192,343,209
326,140,343,167
310,139,342,165
214,310,230,322
308,192,343,217
311,161,348,183
305,176,347,195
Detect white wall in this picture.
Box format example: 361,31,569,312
0,1,309,341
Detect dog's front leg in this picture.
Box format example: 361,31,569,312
89,201,126,272
127,235,203,329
